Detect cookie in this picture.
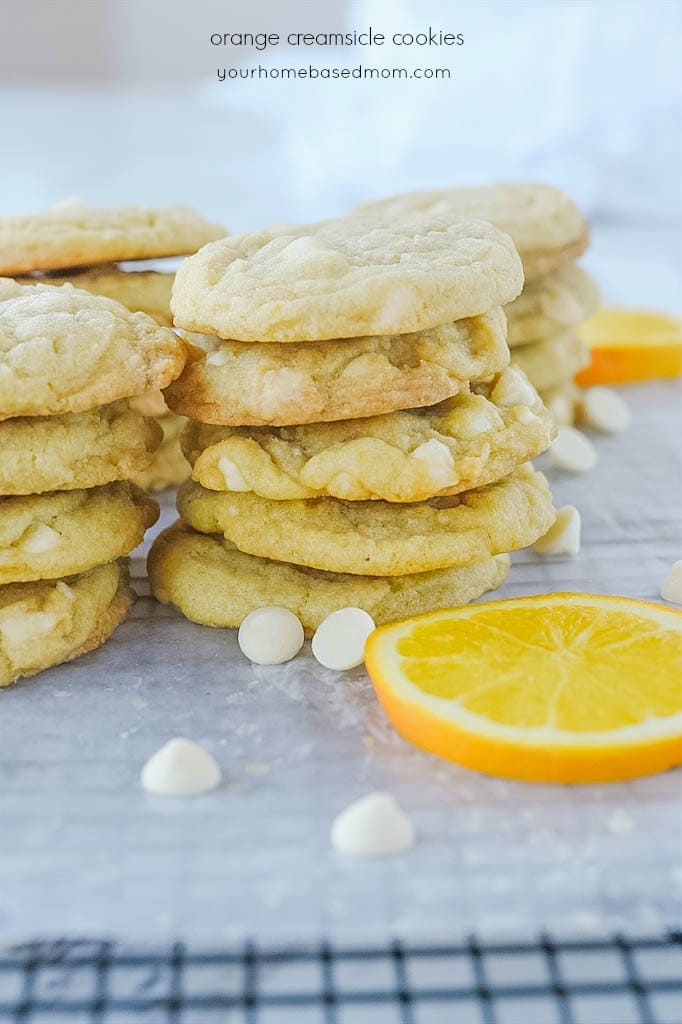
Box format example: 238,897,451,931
171,212,523,341
128,390,170,418
184,367,554,503
0,401,162,496
0,482,158,585
511,332,590,392
164,309,510,426
355,182,589,280
149,521,510,634
507,264,600,347
0,202,225,275
0,279,186,419
24,267,174,326
0,559,133,687
133,413,190,491
539,383,582,426
177,464,554,576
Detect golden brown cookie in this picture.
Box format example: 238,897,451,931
0,279,186,419
0,482,158,584
149,521,510,634
183,367,553,502
0,401,162,496
0,560,133,687
355,182,589,280
177,464,554,576
164,309,510,426
507,264,600,347
0,202,225,274
23,266,174,326
133,413,189,491
511,332,590,392
171,212,523,341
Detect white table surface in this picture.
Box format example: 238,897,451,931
1,380,681,945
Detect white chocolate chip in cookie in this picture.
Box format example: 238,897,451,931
205,349,228,367
533,505,581,556
491,367,537,407
410,439,456,486
549,426,597,473
0,609,59,646
660,561,682,605
580,387,631,434
20,524,61,553
217,456,250,492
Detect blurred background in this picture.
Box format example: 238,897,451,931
2,0,680,305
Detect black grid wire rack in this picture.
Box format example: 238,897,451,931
1,933,681,1024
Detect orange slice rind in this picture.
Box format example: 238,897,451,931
576,308,682,385
365,593,682,784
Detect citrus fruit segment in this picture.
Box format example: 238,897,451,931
365,594,682,784
576,308,682,385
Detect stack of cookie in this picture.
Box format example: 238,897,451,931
0,277,187,686
0,201,225,488
356,183,600,424
150,213,556,634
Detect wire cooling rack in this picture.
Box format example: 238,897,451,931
1,933,681,1023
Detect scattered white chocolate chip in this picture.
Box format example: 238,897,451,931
312,607,375,671
545,393,574,427
608,809,636,834
491,367,536,407
331,792,415,858
20,524,60,553
141,738,221,797
217,456,251,492
660,561,682,605
533,505,581,556
513,406,536,424
55,581,76,601
548,426,598,473
238,606,304,665
410,439,455,485
580,386,631,434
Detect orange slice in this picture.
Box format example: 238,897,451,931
365,594,682,784
576,308,682,385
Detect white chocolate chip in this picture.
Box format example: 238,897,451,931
513,406,537,424
545,393,574,426
312,607,375,671
660,561,682,605
238,606,304,665
0,610,58,646
205,349,228,367
491,367,537,407
217,456,251,492
410,439,455,485
55,581,75,601
580,387,631,434
533,505,581,556
331,792,415,858
141,738,221,797
20,523,60,553
548,426,597,473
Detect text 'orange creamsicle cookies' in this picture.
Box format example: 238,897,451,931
365,594,682,784
153,207,557,631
